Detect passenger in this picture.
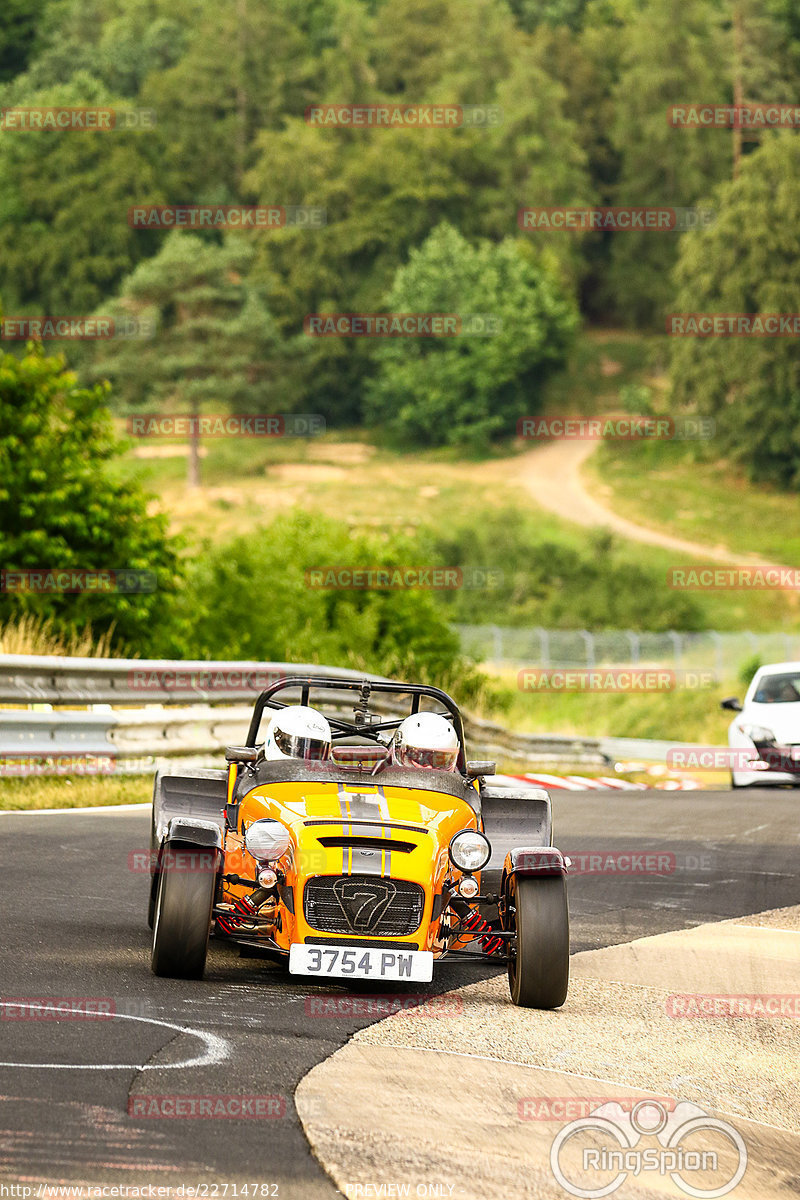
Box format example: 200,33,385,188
263,705,332,762
392,712,459,771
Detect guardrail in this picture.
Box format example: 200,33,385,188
0,654,703,774
0,655,381,705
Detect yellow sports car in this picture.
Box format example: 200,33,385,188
148,676,569,1008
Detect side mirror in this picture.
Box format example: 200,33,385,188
466,760,496,778
720,697,743,712
225,745,259,763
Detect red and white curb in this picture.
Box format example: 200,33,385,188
492,772,701,792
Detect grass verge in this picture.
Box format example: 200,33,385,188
0,776,151,810
586,438,800,567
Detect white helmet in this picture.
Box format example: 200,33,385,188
264,705,332,762
392,712,459,771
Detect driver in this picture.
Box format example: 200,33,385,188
392,712,459,771
264,705,332,762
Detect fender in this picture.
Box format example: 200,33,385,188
149,818,223,923
503,846,569,879
499,847,569,934
163,816,224,852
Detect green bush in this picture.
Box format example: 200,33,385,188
0,341,181,653
419,511,704,631
164,510,484,701
364,223,579,448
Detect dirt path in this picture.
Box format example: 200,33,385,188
492,439,779,567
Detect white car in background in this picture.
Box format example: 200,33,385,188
722,662,800,787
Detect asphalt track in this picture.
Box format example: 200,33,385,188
1,789,798,1193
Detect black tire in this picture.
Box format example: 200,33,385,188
147,808,159,929
507,874,569,1009
151,848,217,979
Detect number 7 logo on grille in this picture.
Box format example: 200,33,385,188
332,878,398,932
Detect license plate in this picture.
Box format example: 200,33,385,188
289,944,433,982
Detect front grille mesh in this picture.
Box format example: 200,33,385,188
303,874,425,936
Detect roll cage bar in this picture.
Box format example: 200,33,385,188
245,676,468,773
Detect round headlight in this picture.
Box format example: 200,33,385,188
245,819,291,863
449,830,491,872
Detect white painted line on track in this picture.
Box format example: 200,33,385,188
0,803,150,816
0,1008,230,1071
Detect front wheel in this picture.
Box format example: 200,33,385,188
507,875,569,1009
151,847,218,979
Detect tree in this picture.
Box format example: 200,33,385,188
669,134,800,488
0,0,45,82
0,340,181,652
88,232,287,487
363,223,579,446
246,0,590,423
605,0,730,327
0,73,163,315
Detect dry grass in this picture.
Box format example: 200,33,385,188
0,614,116,657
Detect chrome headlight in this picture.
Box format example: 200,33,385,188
245,818,291,862
449,830,491,872
739,724,776,745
